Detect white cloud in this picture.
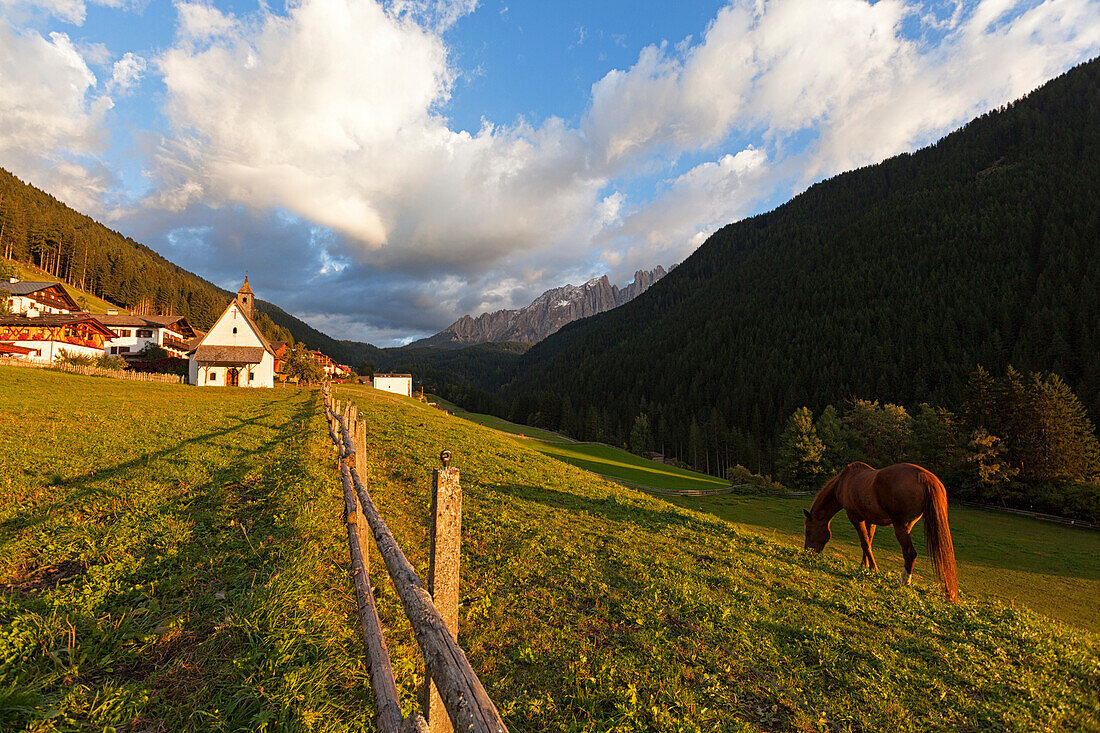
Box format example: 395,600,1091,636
142,0,1099,341
4,0,1098,344
154,0,610,278
0,20,114,210
175,1,237,41
587,0,1100,280
0,0,136,25
386,0,477,31
108,51,146,93
601,147,769,273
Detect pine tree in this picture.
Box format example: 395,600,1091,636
1012,372,1100,483
776,407,827,490
629,413,652,455
815,404,857,474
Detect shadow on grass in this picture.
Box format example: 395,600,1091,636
489,482,749,542
1,403,285,533
6,390,327,731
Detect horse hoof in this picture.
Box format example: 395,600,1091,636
901,571,912,586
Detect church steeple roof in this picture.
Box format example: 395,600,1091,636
238,277,254,295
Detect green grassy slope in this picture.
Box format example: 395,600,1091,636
524,441,730,492
1,369,1096,731
5,259,128,315
435,399,1100,632
667,494,1100,634
0,368,370,731
426,393,730,492
336,383,1099,732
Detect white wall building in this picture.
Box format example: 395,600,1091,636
2,280,81,315
373,373,413,397
187,279,275,388
99,313,196,358
0,314,117,362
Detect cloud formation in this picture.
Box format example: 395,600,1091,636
0,0,1097,343
592,0,1100,273
0,19,114,210
154,0,609,284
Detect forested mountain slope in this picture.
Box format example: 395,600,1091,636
0,168,353,354
499,58,1100,467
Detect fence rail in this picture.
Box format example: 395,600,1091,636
0,357,185,383
954,500,1097,530
322,387,508,733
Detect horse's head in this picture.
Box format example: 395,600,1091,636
803,508,831,552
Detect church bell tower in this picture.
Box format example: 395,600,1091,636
236,277,255,318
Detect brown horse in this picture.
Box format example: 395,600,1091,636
803,462,958,601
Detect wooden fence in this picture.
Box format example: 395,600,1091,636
636,482,815,499
321,386,508,733
0,357,186,383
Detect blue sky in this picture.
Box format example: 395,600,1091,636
1,0,1098,344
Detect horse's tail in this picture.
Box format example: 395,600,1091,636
921,471,959,602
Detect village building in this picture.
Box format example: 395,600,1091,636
270,341,290,376
0,313,118,362
2,279,82,315
372,373,413,397
0,343,35,359
187,278,275,388
98,313,197,358
310,349,337,376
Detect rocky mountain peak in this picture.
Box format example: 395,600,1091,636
410,266,668,348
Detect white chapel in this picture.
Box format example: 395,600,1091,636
188,278,276,388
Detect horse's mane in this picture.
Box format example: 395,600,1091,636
810,462,873,517
809,472,843,516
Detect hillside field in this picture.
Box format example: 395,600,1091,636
0,367,368,730
427,399,1100,633
1,368,1097,732
428,392,730,492
337,381,1098,731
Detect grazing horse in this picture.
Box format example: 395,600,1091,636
803,462,959,602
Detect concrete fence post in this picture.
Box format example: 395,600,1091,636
422,450,462,733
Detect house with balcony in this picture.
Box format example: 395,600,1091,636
310,349,337,376
0,313,118,362
97,312,197,358
2,279,82,314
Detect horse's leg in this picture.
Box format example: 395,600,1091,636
864,523,878,571
847,511,875,570
893,522,918,586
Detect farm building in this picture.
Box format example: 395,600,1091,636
0,313,117,362
1,279,81,315
187,279,275,388
373,373,413,397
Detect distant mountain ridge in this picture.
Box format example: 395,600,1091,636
412,266,668,347
474,57,1100,471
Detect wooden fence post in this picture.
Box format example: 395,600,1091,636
355,418,367,565
422,450,462,733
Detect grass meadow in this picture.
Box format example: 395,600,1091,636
1,370,1097,732
0,367,371,731
337,382,1099,732
436,399,1100,634
428,393,729,492
666,493,1100,634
